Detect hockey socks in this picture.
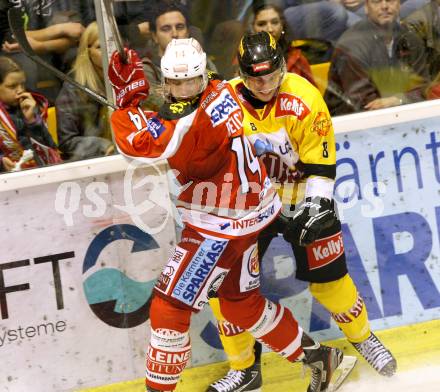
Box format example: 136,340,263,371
310,274,370,343
146,296,192,391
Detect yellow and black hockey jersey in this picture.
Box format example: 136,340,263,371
228,73,336,205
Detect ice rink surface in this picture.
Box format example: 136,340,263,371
82,319,440,392
341,366,440,392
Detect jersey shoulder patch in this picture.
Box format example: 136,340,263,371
207,70,223,81
204,88,240,127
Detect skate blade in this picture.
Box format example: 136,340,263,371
328,355,357,392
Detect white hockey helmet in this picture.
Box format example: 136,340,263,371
161,38,208,99
161,38,207,79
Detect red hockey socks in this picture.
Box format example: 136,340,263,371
146,296,192,391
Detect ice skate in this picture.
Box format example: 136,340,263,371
302,333,356,392
206,361,262,392
206,341,262,392
351,332,397,376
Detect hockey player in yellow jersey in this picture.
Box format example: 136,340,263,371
207,31,397,392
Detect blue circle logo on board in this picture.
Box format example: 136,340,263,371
82,224,159,328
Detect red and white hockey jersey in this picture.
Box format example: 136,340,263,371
111,79,281,238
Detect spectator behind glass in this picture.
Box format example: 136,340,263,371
149,1,212,65
282,0,349,42
0,56,61,172
76,0,152,55
404,0,440,80
331,0,429,28
55,22,114,161
324,0,429,115
150,2,189,57
142,1,190,111
0,0,85,102
141,1,217,111
190,1,247,78
252,2,316,85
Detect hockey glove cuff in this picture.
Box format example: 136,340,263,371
283,197,337,247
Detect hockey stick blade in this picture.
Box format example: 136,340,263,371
328,355,357,392
103,0,127,62
8,7,116,109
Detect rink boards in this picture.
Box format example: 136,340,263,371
1,100,440,391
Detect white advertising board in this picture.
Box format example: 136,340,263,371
0,161,177,391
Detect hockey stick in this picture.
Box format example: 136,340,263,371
7,7,116,109
324,81,358,111
103,0,127,63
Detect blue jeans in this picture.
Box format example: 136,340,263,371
284,1,348,42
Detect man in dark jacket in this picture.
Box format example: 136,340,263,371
324,0,429,115
404,0,440,80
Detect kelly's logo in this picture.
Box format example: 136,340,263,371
247,246,259,278
306,231,344,270
275,93,310,120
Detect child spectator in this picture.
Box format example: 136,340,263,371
0,56,61,172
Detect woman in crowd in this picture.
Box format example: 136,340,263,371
56,21,114,161
251,2,316,85
0,57,61,172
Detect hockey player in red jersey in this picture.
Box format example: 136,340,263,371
108,38,346,392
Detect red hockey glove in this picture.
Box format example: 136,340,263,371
108,48,149,108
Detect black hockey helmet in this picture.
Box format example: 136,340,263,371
237,31,284,77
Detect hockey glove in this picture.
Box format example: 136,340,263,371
283,197,337,247
108,48,149,108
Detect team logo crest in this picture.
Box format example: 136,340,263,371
248,246,259,278
312,112,332,136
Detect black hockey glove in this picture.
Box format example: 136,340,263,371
283,197,337,247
